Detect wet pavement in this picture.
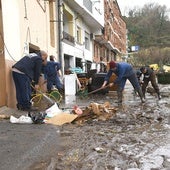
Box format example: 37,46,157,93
0,108,61,170
0,82,170,170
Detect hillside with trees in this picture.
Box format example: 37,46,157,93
123,3,170,67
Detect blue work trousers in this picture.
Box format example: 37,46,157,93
118,72,140,92
12,71,31,109
47,76,62,92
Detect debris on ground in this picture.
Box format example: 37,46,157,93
0,114,10,119
73,105,83,115
10,115,33,124
28,112,47,124
46,101,117,126
94,147,105,153
45,103,63,118
160,86,170,97
46,113,78,126
72,102,117,125
0,106,15,120
146,86,156,95
3,99,117,126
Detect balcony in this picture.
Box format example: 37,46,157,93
64,0,103,32
95,35,121,54
83,0,92,13
63,31,75,44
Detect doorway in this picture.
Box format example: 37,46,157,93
64,54,74,73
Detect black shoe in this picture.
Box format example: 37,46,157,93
158,95,161,100
157,92,161,100
21,106,38,112
17,104,24,110
28,112,32,117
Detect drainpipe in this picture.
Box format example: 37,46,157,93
56,0,63,74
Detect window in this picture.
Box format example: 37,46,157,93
85,32,90,50
63,9,73,36
49,1,55,47
76,26,81,43
104,49,107,58
110,13,114,22
107,28,111,40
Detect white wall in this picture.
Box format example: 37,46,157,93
92,0,104,27
75,0,104,28
2,0,58,61
62,2,94,69
1,0,22,61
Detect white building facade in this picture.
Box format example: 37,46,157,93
60,0,104,73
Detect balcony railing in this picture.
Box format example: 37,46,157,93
83,0,92,13
63,31,75,44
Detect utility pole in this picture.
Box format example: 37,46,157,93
56,0,63,74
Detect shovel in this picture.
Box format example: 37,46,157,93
87,84,111,95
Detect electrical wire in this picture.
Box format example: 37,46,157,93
0,27,31,62
0,33,17,62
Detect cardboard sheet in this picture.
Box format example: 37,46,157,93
46,113,78,126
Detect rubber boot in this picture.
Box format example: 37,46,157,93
137,88,145,103
157,92,161,100
117,90,123,104
142,89,146,99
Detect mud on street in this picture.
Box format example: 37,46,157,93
1,83,170,170
36,83,170,170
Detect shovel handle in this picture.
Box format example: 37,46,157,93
88,84,111,95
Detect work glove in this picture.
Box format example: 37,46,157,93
109,83,114,87
34,84,40,90
101,81,107,88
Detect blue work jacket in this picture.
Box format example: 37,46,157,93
104,62,134,85
12,53,43,84
43,61,61,80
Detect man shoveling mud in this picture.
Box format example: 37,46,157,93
140,66,161,100
102,61,145,104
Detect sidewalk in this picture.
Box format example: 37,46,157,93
0,106,20,116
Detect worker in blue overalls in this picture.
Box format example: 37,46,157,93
43,55,63,93
12,51,48,111
102,61,145,104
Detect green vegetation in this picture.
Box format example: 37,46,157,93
124,3,170,67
